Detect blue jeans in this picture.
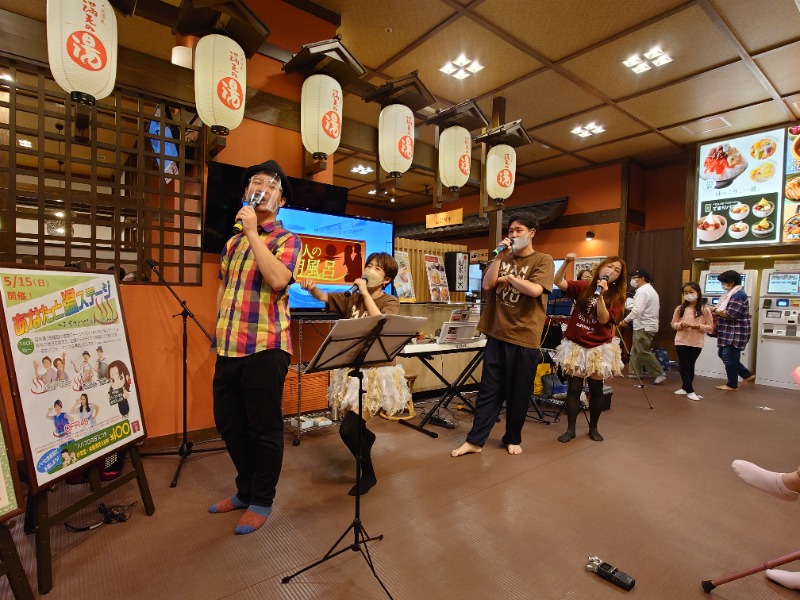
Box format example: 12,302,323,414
717,345,752,389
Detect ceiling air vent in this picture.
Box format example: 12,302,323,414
681,116,732,136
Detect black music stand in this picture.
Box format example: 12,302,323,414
139,259,224,487
281,314,422,599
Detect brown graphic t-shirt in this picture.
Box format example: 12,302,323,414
326,291,401,366
477,251,554,349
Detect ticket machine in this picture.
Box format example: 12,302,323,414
755,269,800,390
695,270,758,379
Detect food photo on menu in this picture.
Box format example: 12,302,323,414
696,192,780,246
783,125,800,243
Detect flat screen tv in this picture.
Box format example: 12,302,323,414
203,162,350,254
280,207,394,310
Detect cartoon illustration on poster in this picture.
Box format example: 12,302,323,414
0,269,145,489
394,250,415,302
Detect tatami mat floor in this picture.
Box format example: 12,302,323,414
2,372,799,599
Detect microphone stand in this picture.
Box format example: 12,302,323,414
139,259,223,487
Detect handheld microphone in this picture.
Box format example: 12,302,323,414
492,242,509,256
343,283,359,297
594,275,609,296
145,258,157,268
233,191,266,234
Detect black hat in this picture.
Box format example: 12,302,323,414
241,160,293,203
631,269,652,282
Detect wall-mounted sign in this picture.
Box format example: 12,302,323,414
695,127,787,248
394,250,415,303
426,207,463,229
424,254,450,302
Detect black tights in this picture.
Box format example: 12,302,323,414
558,375,605,442
339,411,377,496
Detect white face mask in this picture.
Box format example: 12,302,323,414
630,278,639,288
510,234,529,253
363,268,385,288
684,294,698,302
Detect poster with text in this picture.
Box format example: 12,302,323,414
424,254,450,302
782,126,800,243
695,128,785,247
574,257,605,279
0,267,146,492
393,250,415,302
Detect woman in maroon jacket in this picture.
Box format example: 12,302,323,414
552,254,628,442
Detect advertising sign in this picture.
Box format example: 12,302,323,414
0,267,146,492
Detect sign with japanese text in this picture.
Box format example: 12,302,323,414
0,267,146,492
426,208,463,229
295,235,365,284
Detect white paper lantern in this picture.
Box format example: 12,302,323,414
301,75,343,159
439,125,471,191
378,104,414,178
47,0,118,105
194,34,246,136
486,144,516,201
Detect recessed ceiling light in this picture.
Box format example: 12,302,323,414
351,165,373,175
643,47,664,60
571,122,606,137
18,139,32,148
390,197,395,202
632,63,652,74
652,55,672,67
623,55,642,68
0,74,13,82
368,189,377,195
441,55,484,79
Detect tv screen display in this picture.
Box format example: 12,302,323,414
286,176,348,215
147,105,179,181
703,272,747,295
766,272,800,296
281,207,394,310
468,263,483,292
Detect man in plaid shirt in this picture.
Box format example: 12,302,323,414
209,159,301,535
713,270,754,391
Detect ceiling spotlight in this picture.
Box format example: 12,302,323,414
571,123,606,137
368,189,377,195
585,230,595,241
439,62,457,75
453,54,470,67
440,55,484,79
453,69,470,80
652,54,672,67
632,62,652,74
390,197,395,202
624,48,672,73
18,139,32,148
466,61,483,74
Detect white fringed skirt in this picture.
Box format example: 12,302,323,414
328,364,412,417
553,338,623,380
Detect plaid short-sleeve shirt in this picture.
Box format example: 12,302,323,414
214,221,301,358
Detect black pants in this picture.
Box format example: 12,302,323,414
466,337,540,447
213,349,290,507
675,345,702,393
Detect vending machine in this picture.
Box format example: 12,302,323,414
755,269,800,390
695,270,759,379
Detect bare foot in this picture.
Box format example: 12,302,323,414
506,444,522,455
451,442,482,457
715,385,737,391
743,375,756,383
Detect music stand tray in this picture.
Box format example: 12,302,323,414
282,314,424,599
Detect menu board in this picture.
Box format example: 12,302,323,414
423,254,450,302
782,126,800,243
393,250,415,302
695,128,785,248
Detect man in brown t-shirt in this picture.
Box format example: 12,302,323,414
452,212,554,457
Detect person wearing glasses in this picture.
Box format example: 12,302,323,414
209,160,302,536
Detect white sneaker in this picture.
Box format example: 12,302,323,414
686,393,702,401
674,389,687,395
654,375,667,385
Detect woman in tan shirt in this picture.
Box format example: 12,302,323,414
670,282,714,401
